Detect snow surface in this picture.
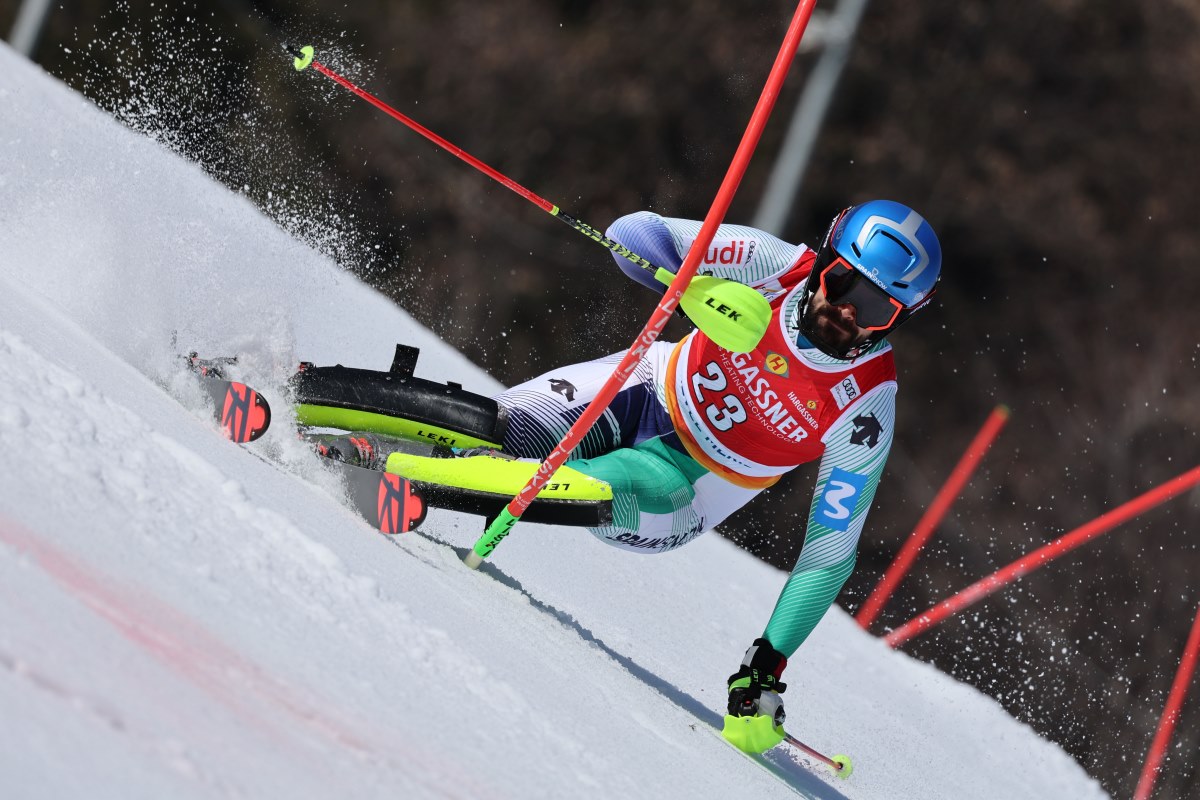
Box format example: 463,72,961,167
0,42,1108,799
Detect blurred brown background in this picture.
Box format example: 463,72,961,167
5,1,1197,796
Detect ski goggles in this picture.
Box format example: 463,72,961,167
815,255,906,331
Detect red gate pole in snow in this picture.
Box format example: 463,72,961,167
1134,603,1200,800
856,405,1009,630
883,463,1200,648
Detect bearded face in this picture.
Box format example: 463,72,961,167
798,288,871,358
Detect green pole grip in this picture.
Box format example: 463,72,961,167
464,507,521,569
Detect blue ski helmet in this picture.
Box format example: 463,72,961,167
798,200,942,359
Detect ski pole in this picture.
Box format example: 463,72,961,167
783,732,854,779
460,0,820,567
286,45,770,354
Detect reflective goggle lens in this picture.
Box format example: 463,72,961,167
818,257,904,331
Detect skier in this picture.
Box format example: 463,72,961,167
308,198,940,755
490,199,941,753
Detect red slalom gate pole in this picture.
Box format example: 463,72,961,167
884,463,1200,648
465,0,821,567
856,405,1010,630
1134,603,1200,800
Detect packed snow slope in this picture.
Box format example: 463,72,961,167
0,42,1107,800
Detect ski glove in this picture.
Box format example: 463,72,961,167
722,638,788,754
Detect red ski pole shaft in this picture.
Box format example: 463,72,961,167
306,56,555,213
465,0,820,566
783,733,854,778
289,44,774,353
784,733,838,767
290,47,663,275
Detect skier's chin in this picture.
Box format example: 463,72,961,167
812,313,863,351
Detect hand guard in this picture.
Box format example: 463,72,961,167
721,638,788,754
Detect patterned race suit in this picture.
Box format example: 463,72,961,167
495,211,898,657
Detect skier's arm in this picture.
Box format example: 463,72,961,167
761,382,897,657
605,211,806,292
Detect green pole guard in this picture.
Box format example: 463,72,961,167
722,713,785,754
653,268,770,353
464,507,520,569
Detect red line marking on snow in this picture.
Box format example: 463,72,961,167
0,518,481,799
0,518,364,747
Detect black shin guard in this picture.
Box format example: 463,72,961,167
291,344,508,449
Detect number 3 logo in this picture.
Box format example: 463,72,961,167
816,468,869,531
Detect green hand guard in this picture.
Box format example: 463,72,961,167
721,712,785,754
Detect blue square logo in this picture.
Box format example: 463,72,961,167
815,468,869,531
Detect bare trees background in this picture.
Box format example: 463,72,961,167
5,1,1198,795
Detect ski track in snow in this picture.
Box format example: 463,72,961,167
0,40,1109,800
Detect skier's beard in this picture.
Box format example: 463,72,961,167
800,293,868,358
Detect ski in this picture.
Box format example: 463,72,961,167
190,366,273,443
184,353,429,533
325,457,427,534
179,347,609,535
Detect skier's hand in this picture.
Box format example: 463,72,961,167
722,638,787,754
